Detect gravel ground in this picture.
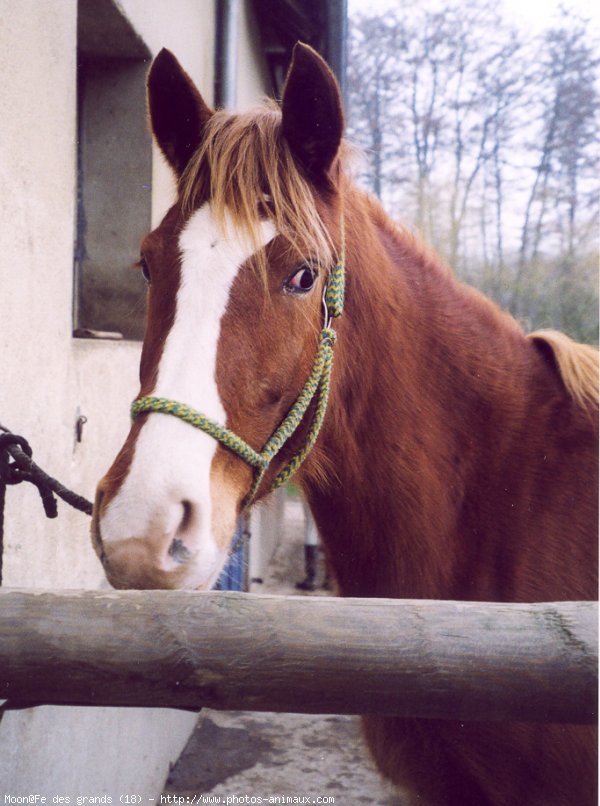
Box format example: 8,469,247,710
163,497,410,805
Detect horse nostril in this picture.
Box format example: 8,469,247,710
168,538,193,564
179,500,193,532
167,500,196,565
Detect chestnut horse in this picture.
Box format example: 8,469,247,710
92,45,598,805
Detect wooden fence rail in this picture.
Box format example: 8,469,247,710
0,589,596,723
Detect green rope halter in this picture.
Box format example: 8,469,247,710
131,221,345,507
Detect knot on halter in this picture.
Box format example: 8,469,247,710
130,221,345,507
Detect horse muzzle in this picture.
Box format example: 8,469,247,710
91,483,228,590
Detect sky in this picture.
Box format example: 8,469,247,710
348,0,600,35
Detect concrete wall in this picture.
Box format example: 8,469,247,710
0,0,269,797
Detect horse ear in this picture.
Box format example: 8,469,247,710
147,48,213,176
281,43,344,183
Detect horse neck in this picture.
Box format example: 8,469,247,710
301,192,531,599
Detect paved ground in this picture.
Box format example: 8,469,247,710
163,710,404,804
163,497,409,805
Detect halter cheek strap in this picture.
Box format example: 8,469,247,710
131,222,345,508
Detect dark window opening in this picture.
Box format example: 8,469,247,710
74,0,152,340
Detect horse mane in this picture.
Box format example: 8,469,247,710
360,192,458,277
179,103,339,272
528,330,599,409
361,192,599,412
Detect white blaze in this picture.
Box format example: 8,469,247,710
99,204,275,589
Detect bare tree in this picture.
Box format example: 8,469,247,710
346,1,599,342
346,15,406,199
514,12,599,336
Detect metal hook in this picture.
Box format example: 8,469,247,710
75,415,88,443
322,282,331,330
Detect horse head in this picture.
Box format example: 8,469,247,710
91,44,345,590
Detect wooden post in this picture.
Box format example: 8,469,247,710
0,589,596,723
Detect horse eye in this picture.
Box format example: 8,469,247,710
139,256,151,285
284,264,317,294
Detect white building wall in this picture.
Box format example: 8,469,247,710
0,0,269,797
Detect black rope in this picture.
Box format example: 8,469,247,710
0,424,93,586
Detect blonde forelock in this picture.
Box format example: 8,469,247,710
179,104,336,274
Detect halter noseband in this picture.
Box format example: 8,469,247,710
130,221,345,507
